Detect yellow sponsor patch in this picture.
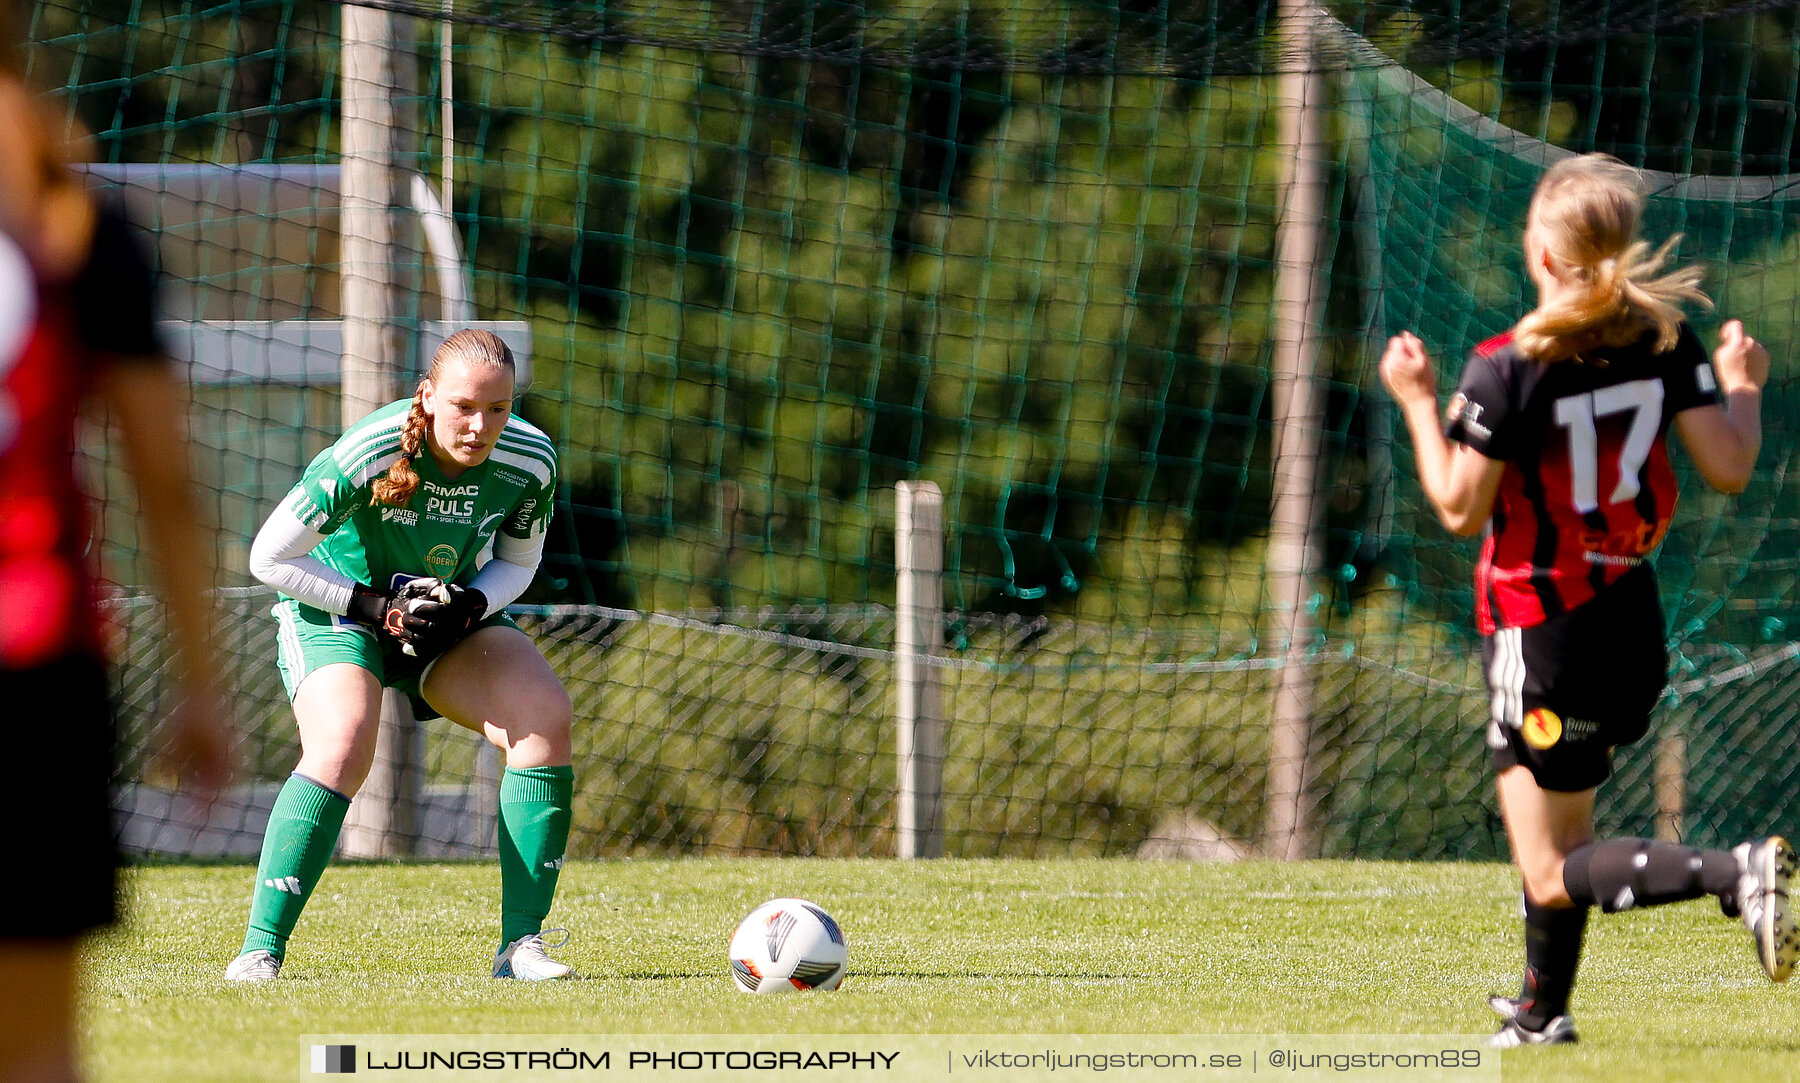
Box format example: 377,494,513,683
1522,707,1562,750
424,543,460,580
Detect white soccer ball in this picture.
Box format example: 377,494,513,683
728,897,848,993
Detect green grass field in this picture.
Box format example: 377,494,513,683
84,859,1795,1082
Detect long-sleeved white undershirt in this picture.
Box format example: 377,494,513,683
247,504,546,615
247,505,355,613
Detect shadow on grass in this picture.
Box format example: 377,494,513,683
608,970,1130,981
846,970,1129,980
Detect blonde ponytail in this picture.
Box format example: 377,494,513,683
1513,154,1710,362
369,329,515,509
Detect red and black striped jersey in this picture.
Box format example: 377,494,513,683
1443,325,1718,634
0,206,164,669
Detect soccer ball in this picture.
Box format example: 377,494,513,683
728,898,848,993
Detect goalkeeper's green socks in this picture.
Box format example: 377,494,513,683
241,773,351,958
498,765,574,946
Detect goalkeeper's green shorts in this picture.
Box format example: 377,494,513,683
271,598,519,721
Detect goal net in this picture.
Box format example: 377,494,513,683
31,0,1800,859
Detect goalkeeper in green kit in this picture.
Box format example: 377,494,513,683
225,329,576,982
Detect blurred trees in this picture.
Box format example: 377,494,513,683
32,0,1800,630
453,15,1310,617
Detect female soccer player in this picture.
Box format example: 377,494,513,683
0,61,232,1083
1380,153,1791,1047
225,328,576,983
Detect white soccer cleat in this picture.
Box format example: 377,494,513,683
1734,836,1797,982
1486,1014,1577,1048
492,929,574,981
224,949,282,983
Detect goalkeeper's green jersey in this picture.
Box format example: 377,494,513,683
276,398,557,594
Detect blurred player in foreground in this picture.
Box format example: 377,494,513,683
225,328,576,982
0,56,231,1083
1381,153,1789,1047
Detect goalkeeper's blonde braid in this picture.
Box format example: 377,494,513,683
370,330,513,508
371,382,429,508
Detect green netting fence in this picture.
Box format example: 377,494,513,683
35,0,1800,859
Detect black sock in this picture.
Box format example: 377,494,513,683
1562,838,1739,913
1518,898,1588,1029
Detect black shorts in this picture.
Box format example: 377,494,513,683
0,653,120,937
1483,565,1667,792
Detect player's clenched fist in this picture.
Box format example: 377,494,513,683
1714,319,1770,395
1379,330,1438,407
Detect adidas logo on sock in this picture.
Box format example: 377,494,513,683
542,857,565,871
264,876,303,894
